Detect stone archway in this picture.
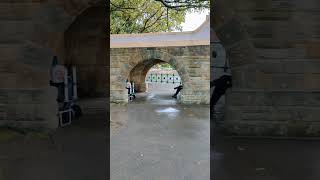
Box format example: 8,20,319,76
212,0,270,135
128,59,165,92
110,46,210,104
0,0,106,129
128,58,183,93
64,5,108,98
212,0,320,136
126,49,187,92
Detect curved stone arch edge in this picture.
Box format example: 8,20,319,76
20,1,105,129
112,48,209,104
124,49,188,85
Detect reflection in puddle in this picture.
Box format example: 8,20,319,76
156,107,180,119
156,107,180,113
147,93,155,100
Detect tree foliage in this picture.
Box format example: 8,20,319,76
153,63,173,70
154,0,209,10
110,0,209,34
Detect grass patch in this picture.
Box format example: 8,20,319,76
0,127,53,142
0,127,21,142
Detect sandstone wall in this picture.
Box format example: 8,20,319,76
0,0,104,129
110,46,210,104
65,6,108,98
213,0,320,136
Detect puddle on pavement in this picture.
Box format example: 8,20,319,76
155,107,180,119
156,107,180,113
147,93,155,100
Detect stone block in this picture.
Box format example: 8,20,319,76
0,104,7,121
304,74,320,90
271,74,304,89
0,20,34,42
223,122,289,136
8,90,33,104
297,108,320,122
256,71,272,89
0,74,16,88
304,92,320,106
228,40,256,67
283,60,305,74
270,92,305,106
0,3,40,20
256,48,307,59
226,91,272,106
216,18,247,47
257,61,284,73
304,61,320,74
6,104,34,121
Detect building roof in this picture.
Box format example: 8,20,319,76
110,16,211,48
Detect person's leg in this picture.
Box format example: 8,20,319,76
174,87,182,96
176,88,182,95
57,83,65,102
210,91,223,121
211,91,222,107
172,89,178,98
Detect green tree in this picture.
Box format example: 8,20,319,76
154,0,209,10
110,0,209,34
159,63,173,69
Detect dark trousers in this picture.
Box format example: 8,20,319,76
210,90,224,114
50,82,64,102
173,88,182,96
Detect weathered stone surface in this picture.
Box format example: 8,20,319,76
65,6,107,97
213,0,320,136
0,0,104,130
110,46,210,104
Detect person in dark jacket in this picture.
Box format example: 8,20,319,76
211,74,232,111
172,83,183,98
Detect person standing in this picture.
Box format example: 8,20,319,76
172,83,183,98
126,79,131,95
50,56,67,102
211,73,232,112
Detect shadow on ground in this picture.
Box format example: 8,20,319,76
212,122,320,180
0,98,108,180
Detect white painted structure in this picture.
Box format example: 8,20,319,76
110,16,210,48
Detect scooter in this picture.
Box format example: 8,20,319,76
128,82,136,101
50,58,82,127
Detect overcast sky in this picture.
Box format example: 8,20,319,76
180,10,210,32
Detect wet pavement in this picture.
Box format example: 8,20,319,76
212,135,320,180
110,89,210,180
212,98,320,180
0,98,108,180
1,88,319,180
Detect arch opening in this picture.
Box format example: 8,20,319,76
128,59,182,102
50,4,108,129
145,63,181,93
64,5,107,98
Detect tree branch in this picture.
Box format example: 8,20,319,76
154,0,209,10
